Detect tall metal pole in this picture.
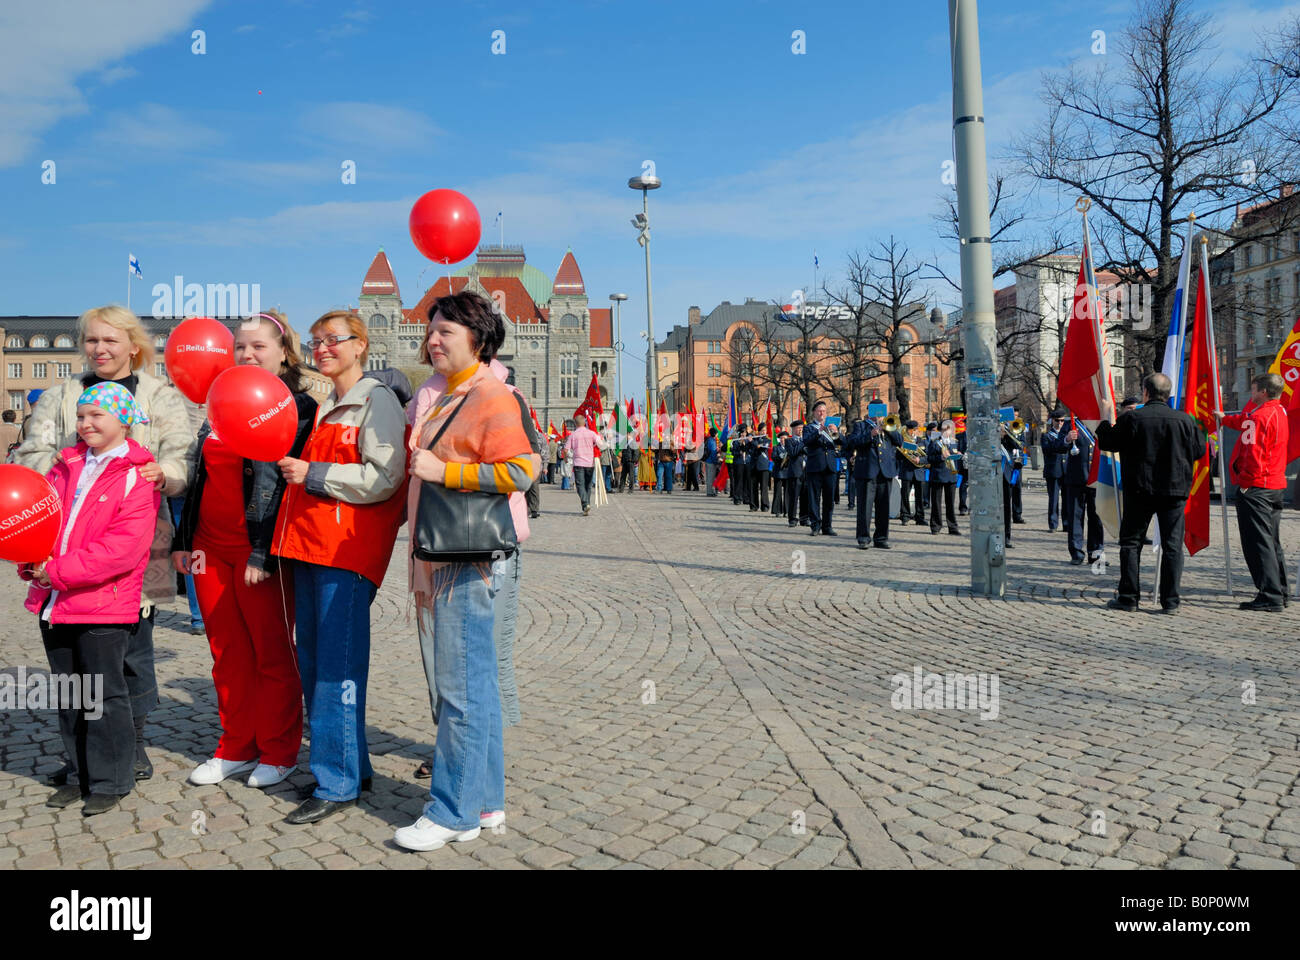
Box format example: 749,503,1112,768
949,0,1006,596
643,189,657,413
610,293,628,419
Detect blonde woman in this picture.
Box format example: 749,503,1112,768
14,305,193,786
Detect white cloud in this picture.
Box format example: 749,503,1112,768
295,101,443,149
0,0,214,167
89,103,225,154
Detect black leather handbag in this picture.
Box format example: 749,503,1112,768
412,394,518,563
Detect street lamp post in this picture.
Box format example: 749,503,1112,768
628,173,661,413
610,293,628,413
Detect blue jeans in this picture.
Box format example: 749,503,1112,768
293,561,376,802
423,561,504,830
656,462,674,492
169,498,204,628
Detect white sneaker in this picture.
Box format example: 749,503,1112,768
247,763,297,788
189,757,258,785
394,817,481,851
480,810,505,829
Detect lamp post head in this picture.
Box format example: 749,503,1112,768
610,293,628,302
628,175,661,191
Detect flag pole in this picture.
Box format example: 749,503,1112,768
1201,236,1232,596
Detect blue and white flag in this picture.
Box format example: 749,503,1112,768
128,253,142,278
1161,220,1194,407
813,251,819,268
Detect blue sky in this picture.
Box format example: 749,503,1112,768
1,0,1296,397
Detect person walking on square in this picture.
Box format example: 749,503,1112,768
748,431,771,511
730,425,749,505
771,427,788,515
564,417,601,515
619,439,638,493
1096,372,1205,613
1052,419,1104,565
926,420,960,535
23,383,160,817
1040,410,1069,531
1219,373,1290,611
802,402,838,536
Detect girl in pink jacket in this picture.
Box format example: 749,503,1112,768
20,382,161,817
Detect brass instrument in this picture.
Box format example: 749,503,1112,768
883,414,901,432
898,425,927,468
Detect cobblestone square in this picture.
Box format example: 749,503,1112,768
2,483,1297,869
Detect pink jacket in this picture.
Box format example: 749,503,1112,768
22,439,161,624
410,360,532,544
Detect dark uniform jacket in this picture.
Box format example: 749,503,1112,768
926,435,960,484
801,422,837,473
1096,400,1206,498
844,424,902,480
1040,427,1069,479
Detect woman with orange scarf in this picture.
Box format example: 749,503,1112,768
394,292,535,852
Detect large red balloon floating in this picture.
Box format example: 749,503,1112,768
206,366,296,462
409,189,481,264
0,465,62,563
165,317,234,404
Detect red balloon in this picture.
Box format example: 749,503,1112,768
0,464,62,563
409,189,481,264
165,317,235,403
207,366,297,462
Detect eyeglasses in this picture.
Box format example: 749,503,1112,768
307,334,359,351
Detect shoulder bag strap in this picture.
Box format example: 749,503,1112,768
424,392,469,453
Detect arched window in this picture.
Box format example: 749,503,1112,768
5,336,22,348
30,335,49,348
559,313,580,327
600,361,608,376
54,335,74,348
371,313,387,329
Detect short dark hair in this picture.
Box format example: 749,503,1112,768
905,419,918,429
1254,372,1284,400
421,291,505,364
708,427,717,437
812,400,827,412
1143,372,1172,402
1,410,14,423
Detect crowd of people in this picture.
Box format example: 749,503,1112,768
11,292,541,856
9,293,1290,839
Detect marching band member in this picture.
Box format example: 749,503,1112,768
1040,410,1068,532
999,423,1023,549
785,420,808,527
771,425,788,516
897,419,927,527
749,430,772,512
843,415,902,549
926,420,960,535
802,402,839,536
1049,417,1104,566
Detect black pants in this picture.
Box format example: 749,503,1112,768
930,481,957,532
731,464,747,504
685,462,700,491
1001,480,1014,542
1237,487,1289,605
526,480,540,515
41,621,135,797
806,470,835,532
855,476,892,543
1011,478,1024,521
1063,484,1103,562
899,474,926,523
749,469,769,511
618,461,635,492
1119,491,1186,607
958,471,969,511
772,476,785,515
125,609,156,720
786,476,803,524
1046,476,1063,529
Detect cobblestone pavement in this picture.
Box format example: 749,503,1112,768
2,480,1298,869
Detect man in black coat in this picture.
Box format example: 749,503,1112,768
956,426,970,514
730,425,749,505
1096,372,1207,612
1039,410,1069,531
748,432,772,512
926,421,961,534
802,401,838,535
771,427,788,516
844,416,902,548
1048,421,1104,566
784,420,807,527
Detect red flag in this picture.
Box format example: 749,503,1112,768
530,405,544,436
573,373,602,430
750,408,759,430
713,462,729,491
1267,314,1300,462
765,398,774,440
1182,262,1220,555
548,419,559,438
1057,228,1116,425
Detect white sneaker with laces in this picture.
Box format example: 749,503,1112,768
480,810,505,829
394,817,481,851
247,763,297,788
189,757,257,785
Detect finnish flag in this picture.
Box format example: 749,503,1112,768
128,253,142,278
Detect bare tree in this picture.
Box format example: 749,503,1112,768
1015,0,1299,375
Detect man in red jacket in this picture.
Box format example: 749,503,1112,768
1218,372,1290,612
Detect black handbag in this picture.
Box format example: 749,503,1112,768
412,393,518,563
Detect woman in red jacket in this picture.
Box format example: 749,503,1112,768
173,313,318,789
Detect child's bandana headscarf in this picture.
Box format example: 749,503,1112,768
76,382,151,427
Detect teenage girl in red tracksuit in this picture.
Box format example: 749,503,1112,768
21,382,161,817
172,313,317,789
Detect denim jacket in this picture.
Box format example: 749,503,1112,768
175,391,317,572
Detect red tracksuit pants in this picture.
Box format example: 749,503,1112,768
192,542,303,767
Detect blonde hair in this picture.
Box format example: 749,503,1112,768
243,311,307,393
310,310,369,364
77,304,154,372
